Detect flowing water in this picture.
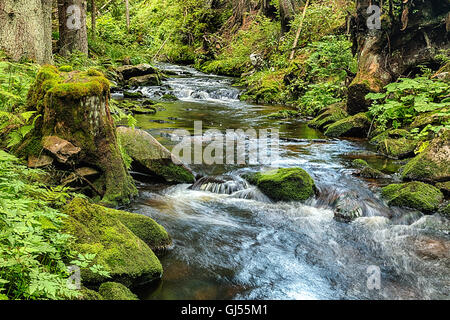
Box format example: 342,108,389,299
124,64,449,300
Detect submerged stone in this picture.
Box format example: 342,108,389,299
245,167,316,202
63,198,163,287
381,181,444,213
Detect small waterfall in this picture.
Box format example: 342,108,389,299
190,175,250,195
230,187,272,203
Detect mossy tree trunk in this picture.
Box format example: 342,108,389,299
279,0,301,34
25,66,137,205
348,0,450,115
0,0,53,64
57,0,89,56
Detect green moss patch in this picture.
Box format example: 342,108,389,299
377,138,417,159
308,103,348,130
98,282,138,300
246,167,316,202
63,198,163,287
381,181,444,212
324,113,370,138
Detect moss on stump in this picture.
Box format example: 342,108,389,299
24,65,137,206
245,168,316,202
98,282,138,300
63,198,163,287
381,182,444,213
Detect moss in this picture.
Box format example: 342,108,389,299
59,65,73,72
377,138,417,159
360,166,385,179
247,168,316,202
370,129,412,145
98,282,138,300
107,209,172,252
401,129,450,182
63,198,163,286
410,109,450,129
435,181,450,197
117,127,195,184
78,287,103,300
381,182,444,212
161,93,179,101
439,203,450,216
308,103,348,130
324,113,370,138
352,159,369,169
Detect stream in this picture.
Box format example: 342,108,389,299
120,64,449,300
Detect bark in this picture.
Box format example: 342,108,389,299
57,0,88,56
0,0,53,64
279,0,301,34
260,0,276,19
124,0,130,32
91,0,96,38
348,0,450,115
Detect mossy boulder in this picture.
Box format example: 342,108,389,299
352,159,369,169
63,198,163,287
78,287,103,300
410,109,450,130
381,182,444,212
23,65,137,206
360,166,386,179
436,181,450,197
401,129,450,183
245,168,316,202
308,103,348,130
108,209,172,252
116,64,158,82
377,138,418,159
117,126,195,184
370,129,412,145
98,282,138,300
128,74,161,87
324,113,371,138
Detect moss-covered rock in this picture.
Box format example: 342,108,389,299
436,181,450,197
98,282,138,300
78,287,104,300
324,113,371,138
381,182,444,212
402,129,450,183
107,209,172,252
352,159,369,169
63,198,163,287
439,203,450,217
245,168,316,202
360,166,386,179
370,129,412,145
410,109,450,130
308,103,348,130
117,126,195,184
377,138,418,159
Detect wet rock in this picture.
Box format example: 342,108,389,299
414,236,450,260
128,74,161,87
27,154,53,168
42,136,81,164
98,282,138,300
324,113,371,138
370,129,412,145
333,193,363,222
190,175,250,195
244,167,316,202
116,64,158,82
352,158,369,169
123,90,144,99
308,103,348,130
131,106,157,115
117,127,195,184
359,166,387,179
377,138,418,159
381,181,444,213
161,93,179,101
63,198,163,287
401,129,450,183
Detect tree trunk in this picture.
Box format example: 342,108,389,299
0,0,53,64
57,0,88,56
348,0,450,115
260,0,276,20
279,0,300,34
91,0,96,38
124,0,130,32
